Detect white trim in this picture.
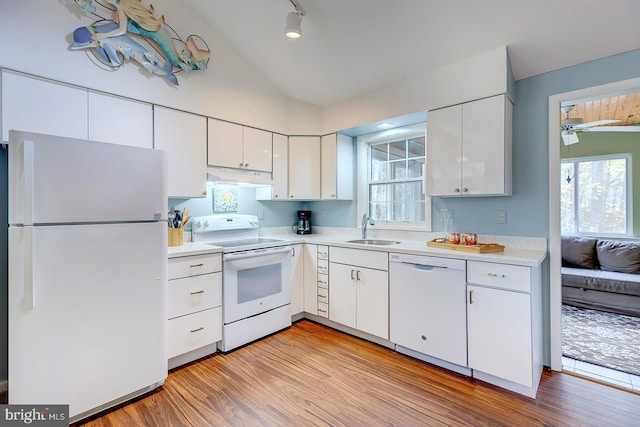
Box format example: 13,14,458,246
548,76,640,372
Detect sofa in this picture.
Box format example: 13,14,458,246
561,236,640,317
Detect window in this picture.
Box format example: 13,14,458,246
357,124,430,230
561,154,631,235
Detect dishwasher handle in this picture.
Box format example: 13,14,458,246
389,253,465,271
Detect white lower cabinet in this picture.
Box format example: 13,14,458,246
466,260,542,397
329,247,388,339
167,252,222,369
290,244,305,316
303,244,318,315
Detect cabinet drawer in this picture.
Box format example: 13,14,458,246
317,287,329,303
467,261,531,293
168,253,221,280
318,259,329,275
317,245,329,260
317,302,329,318
330,247,388,271
168,307,222,359
168,272,222,319
317,273,329,289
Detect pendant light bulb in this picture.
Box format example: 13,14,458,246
285,11,302,39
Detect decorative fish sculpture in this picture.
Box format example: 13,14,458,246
70,22,179,85
69,0,210,85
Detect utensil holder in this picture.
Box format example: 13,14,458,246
168,227,184,247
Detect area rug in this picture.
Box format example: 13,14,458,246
562,304,640,376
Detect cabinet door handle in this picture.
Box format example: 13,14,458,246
454,188,461,193
190,290,205,295
190,326,204,333
291,247,296,257
487,273,506,278
462,187,469,193
351,269,355,280
356,270,361,281
469,290,474,304
190,263,204,268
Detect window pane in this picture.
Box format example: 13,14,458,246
390,160,407,179
370,202,388,221
369,183,387,203
407,158,424,178
408,137,425,157
562,157,628,235
577,159,626,234
389,141,406,161
371,144,387,181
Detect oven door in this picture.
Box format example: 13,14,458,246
222,246,293,324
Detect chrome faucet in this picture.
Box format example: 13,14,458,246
361,214,375,239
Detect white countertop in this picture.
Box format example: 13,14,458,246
167,228,547,267
167,242,223,258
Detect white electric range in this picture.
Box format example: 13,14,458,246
192,214,293,351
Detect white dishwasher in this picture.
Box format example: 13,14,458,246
389,253,469,374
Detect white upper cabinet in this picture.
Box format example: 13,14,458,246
1,70,88,142
208,118,272,172
288,136,321,200
242,126,272,172
427,94,512,196
88,91,153,149
154,106,207,198
271,133,288,199
207,118,242,169
321,133,353,200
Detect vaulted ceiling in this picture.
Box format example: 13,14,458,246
181,0,640,109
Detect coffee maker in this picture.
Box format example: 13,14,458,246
295,210,312,235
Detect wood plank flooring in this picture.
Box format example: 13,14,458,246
75,320,640,426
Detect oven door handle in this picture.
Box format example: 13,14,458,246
223,247,292,267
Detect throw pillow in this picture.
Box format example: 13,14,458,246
561,236,597,269
596,239,640,274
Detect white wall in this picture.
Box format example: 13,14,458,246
0,0,320,134
322,46,509,133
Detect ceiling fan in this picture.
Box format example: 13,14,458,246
560,105,621,145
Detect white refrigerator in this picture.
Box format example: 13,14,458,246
7,130,168,422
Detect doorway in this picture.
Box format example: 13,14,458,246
548,77,640,381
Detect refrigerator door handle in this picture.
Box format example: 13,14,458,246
23,226,35,310
23,140,34,225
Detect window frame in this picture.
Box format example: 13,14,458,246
561,153,632,237
356,123,431,231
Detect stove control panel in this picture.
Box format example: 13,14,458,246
192,214,259,233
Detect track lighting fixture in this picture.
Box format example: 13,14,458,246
285,0,304,39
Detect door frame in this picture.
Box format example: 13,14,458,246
547,76,640,371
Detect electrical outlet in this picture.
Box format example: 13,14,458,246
496,210,507,224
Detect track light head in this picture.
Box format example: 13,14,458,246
285,11,302,38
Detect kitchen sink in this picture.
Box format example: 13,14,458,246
346,239,401,246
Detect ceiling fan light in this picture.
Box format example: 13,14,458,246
285,12,302,38
562,131,579,145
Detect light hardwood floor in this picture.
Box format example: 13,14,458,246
76,320,640,426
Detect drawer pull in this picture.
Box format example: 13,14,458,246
190,326,204,333
318,308,327,313
190,290,205,295
487,273,506,278
190,263,204,268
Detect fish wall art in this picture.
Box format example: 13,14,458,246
69,0,210,86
